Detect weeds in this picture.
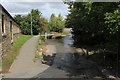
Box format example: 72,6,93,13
34,35,47,62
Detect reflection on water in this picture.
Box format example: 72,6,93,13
63,34,74,48
47,34,74,50
46,34,81,76
45,34,104,78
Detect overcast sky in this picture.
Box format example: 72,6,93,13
0,0,69,20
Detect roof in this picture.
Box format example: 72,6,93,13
0,4,20,28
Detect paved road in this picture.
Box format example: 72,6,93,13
4,35,49,78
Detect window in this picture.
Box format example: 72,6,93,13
10,21,12,32
2,15,4,33
10,21,12,40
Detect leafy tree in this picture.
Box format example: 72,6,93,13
65,1,120,75
39,17,48,32
65,2,119,52
14,15,23,25
31,9,42,35
49,14,56,32
56,14,65,32
14,9,48,35
48,13,65,32
20,15,31,35
105,4,120,42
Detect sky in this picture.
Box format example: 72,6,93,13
1,0,118,20
0,0,69,20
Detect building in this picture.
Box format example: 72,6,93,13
0,4,21,55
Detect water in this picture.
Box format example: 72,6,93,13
46,34,81,77
45,34,104,78
47,34,75,53
34,34,105,78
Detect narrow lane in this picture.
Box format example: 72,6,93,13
4,35,49,78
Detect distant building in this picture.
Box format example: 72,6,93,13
0,4,21,55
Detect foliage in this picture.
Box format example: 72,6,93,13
14,15,23,25
11,35,33,50
14,9,48,35
33,58,37,62
65,2,119,52
65,2,120,76
48,13,65,32
35,35,46,62
105,4,120,42
35,53,41,59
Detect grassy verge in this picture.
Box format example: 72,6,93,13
34,35,47,63
50,31,70,36
2,35,33,73
62,31,70,35
57,31,70,36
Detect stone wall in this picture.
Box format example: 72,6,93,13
0,4,21,54
0,5,2,56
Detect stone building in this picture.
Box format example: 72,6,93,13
0,4,21,55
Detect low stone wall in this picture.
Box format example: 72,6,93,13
13,33,21,42
2,33,21,54
2,34,11,54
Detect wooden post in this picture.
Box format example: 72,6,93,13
45,32,47,39
31,13,33,35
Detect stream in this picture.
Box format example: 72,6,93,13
34,34,106,79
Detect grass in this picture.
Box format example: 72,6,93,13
51,31,70,36
10,35,33,50
36,36,45,50
2,35,33,73
34,35,47,62
33,58,37,62
35,53,41,59
64,28,72,31
62,31,70,35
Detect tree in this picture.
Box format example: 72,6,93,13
20,15,31,35
104,3,120,52
48,13,65,32
39,17,48,33
14,9,48,35
65,1,120,75
105,4,120,42
65,2,119,52
14,15,23,26
49,14,56,32
31,9,42,35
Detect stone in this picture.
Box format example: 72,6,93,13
0,4,21,55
